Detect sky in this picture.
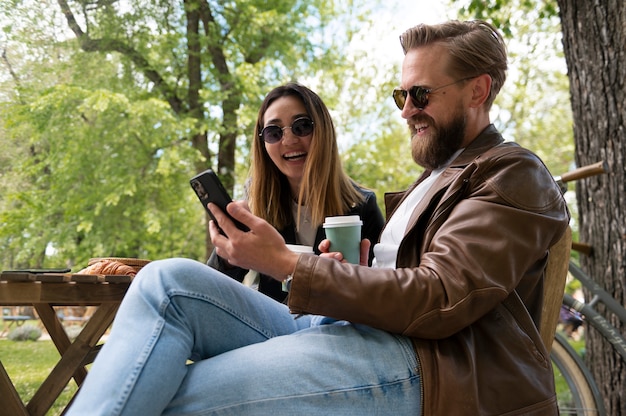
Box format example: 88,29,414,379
365,0,453,65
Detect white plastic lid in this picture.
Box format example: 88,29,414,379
285,244,314,253
322,215,363,228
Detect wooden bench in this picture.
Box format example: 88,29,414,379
1,313,32,336
540,226,572,354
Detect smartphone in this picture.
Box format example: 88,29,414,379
2,268,71,274
190,169,249,232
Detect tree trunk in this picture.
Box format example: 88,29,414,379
557,0,626,414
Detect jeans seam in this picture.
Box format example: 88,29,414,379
167,289,277,339
111,297,169,415
184,375,421,416
392,334,419,375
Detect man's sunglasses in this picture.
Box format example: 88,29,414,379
259,117,315,144
392,77,476,110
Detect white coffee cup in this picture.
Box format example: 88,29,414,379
282,244,314,292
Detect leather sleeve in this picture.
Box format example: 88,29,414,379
287,148,569,339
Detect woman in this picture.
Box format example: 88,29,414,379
208,83,384,302
66,84,391,416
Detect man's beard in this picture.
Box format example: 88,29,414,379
411,112,466,170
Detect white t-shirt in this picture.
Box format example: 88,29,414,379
372,150,463,269
291,201,316,246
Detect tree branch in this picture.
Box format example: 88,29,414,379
56,0,185,114
1,47,25,104
198,0,232,90
184,0,202,117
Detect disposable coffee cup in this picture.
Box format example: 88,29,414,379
322,215,363,264
283,245,314,292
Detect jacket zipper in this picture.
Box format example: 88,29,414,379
415,177,470,415
416,346,424,416
425,178,470,236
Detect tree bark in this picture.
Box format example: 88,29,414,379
557,0,626,413
184,0,214,259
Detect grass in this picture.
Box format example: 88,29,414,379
0,336,79,415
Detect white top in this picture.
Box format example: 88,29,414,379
372,150,463,269
291,202,316,246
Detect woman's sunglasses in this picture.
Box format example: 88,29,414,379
392,77,476,110
259,117,314,144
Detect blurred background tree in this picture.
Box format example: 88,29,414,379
0,0,582,267
0,0,587,268
0,0,388,264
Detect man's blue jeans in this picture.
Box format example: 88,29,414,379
67,258,421,415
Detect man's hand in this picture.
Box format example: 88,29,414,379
318,239,371,266
208,202,299,281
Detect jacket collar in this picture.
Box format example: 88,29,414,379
450,124,504,167
392,124,505,265
384,124,504,216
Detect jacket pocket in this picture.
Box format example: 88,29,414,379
497,293,550,367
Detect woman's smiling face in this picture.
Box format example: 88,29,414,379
262,95,313,195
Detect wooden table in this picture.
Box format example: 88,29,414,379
0,272,132,416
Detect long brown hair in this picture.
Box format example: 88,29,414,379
248,83,364,230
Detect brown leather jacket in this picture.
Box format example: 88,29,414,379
287,125,570,415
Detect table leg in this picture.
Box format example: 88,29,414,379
0,361,28,416
26,303,120,416
35,304,87,383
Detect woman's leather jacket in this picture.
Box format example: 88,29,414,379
287,125,570,415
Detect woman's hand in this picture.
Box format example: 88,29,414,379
208,202,299,281
318,239,371,266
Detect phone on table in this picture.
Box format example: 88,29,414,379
190,169,249,233
2,268,71,274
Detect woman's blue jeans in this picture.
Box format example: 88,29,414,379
67,258,421,415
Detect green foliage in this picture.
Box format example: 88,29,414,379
452,0,573,176
7,324,42,341
343,121,423,214
0,0,579,269
0,0,380,268
458,0,559,37
1,83,205,268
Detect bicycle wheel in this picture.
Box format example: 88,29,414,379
552,332,605,415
